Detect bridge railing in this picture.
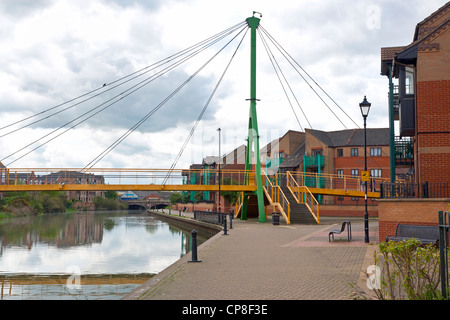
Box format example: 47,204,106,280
287,172,319,224
262,172,290,224
279,171,389,193
0,168,257,189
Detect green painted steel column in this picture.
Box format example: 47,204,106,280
388,64,395,183
242,13,266,223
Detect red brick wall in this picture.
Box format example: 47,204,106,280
378,199,449,241
416,80,450,184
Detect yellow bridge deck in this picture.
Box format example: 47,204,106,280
0,168,381,198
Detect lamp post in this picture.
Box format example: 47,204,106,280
217,128,221,215
359,96,371,243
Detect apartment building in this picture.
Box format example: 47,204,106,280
381,2,450,186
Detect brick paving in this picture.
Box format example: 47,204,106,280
123,212,379,300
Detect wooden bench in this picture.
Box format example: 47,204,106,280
386,224,439,245
329,221,352,242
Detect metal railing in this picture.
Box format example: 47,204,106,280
0,168,256,190
439,211,449,299
380,181,450,199
283,171,388,193
287,172,319,224
193,210,230,225
263,172,290,224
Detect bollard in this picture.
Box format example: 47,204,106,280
223,214,228,235
188,229,201,262
229,209,233,229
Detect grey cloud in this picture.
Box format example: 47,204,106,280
0,0,55,17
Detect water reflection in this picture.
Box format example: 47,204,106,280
0,211,211,299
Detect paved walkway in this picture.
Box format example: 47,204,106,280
123,211,380,300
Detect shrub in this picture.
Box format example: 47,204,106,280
368,238,443,300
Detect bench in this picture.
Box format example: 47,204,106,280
386,224,439,245
329,221,352,242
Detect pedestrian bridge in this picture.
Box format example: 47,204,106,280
0,167,382,225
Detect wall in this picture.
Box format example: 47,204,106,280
318,204,378,217
377,198,450,241
415,22,450,184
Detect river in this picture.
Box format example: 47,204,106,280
0,210,211,300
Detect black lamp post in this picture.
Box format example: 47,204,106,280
359,96,371,243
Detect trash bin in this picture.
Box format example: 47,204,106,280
272,212,280,225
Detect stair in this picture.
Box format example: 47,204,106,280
280,185,318,224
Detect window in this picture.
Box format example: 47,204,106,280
337,169,344,177
351,169,359,177
351,148,358,157
370,147,382,156
312,148,323,156
337,149,343,157
405,67,414,95
370,169,382,178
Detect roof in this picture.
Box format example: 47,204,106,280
380,46,405,76
413,1,450,41
380,2,450,76
306,128,389,147
279,142,305,169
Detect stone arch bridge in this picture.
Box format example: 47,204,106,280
125,199,171,210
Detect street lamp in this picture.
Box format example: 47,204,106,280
217,128,221,215
359,96,371,243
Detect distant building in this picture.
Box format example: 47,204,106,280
0,168,105,202
302,128,390,209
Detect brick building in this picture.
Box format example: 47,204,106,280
381,1,450,187
379,2,450,241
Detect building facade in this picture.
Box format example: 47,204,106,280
381,2,450,188
379,2,450,241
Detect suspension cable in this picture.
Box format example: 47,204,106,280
162,26,249,185
3,22,247,166
83,24,248,171
259,26,359,129
0,21,247,133
258,28,309,131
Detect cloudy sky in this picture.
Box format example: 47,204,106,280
0,0,447,171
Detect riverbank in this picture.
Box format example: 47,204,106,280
0,191,127,219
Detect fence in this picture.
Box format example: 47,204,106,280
380,181,450,199
193,210,232,226
438,211,449,299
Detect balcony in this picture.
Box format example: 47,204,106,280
395,136,414,165
389,84,399,120
303,154,325,169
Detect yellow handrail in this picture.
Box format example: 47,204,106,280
303,185,320,224
262,172,291,224
235,192,244,218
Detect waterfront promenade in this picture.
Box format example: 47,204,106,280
123,210,380,300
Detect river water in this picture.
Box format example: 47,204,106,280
0,210,211,300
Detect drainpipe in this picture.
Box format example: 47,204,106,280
388,63,395,183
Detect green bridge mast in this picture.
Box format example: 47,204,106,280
241,12,266,223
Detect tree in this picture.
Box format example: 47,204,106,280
105,190,118,200
169,192,183,205
220,178,239,205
